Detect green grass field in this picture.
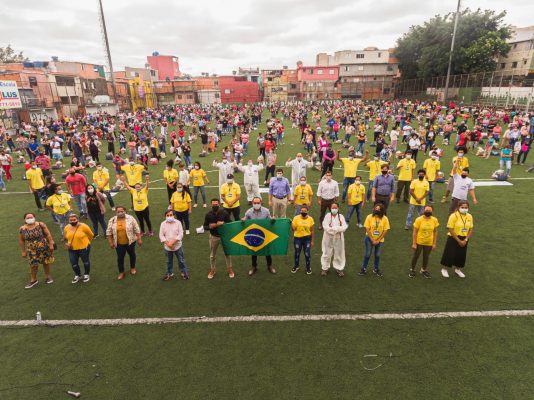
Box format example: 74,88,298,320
1,112,533,399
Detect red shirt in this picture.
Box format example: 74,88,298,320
35,155,51,170
66,173,87,196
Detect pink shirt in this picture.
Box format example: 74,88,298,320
65,173,87,196
159,219,184,251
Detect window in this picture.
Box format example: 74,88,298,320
224,89,231,94
29,76,38,87
82,81,88,90
513,43,517,49
387,65,394,72
308,69,313,74
187,94,193,99
56,76,75,86
316,82,323,87
213,80,219,86
329,69,334,75
177,94,183,100
512,61,518,68
151,70,156,77
524,59,528,65
378,52,382,58
267,77,273,82
317,69,323,75
90,82,96,90
501,63,506,69
356,54,365,59
383,88,390,95
214,93,220,98
358,66,364,71
344,66,349,72
81,64,85,70
290,83,297,90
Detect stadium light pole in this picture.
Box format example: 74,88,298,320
444,0,461,104
97,0,118,104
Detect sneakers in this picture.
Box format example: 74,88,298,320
202,204,207,208
336,270,345,277
357,223,363,228
306,269,312,275
408,270,416,278
45,277,54,284
147,232,154,237
441,268,449,278
228,269,235,279
207,270,216,279
181,272,189,280
373,269,383,277
454,268,466,278
441,196,447,203
320,270,328,276
72,275,81,284
185,230,190,235
24,280,38,289
130,268,137,275
83,274,90,283
248,267,258,276
117,272,125,280
267,266,277,274
358,269,367,276
193,204,198,208
291,266,299,273
112,207,116,211
94,234,100,239
421,270,431,279
162,273,174,281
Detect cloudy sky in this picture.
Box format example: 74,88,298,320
2,0,532,76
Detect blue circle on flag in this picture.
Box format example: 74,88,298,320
244,228,265,248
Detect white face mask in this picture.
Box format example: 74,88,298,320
25,217,36,225
355,180,361,185
177,188,183,192
297,157,302,161
459,208,469,214
222,160,227,164
87,188,94,194
166,216,174,222
405,155,412,159
458,153,464,157
227,179,233,184
331,209,338,215
277,174,283,179
253,203,261,210
431,156,437,160
300,181,306,186
248,162,253,166
194,166,200,170
129,162,134,166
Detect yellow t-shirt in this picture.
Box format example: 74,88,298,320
292,215,314,238
409,179,430,206
26,168,45,190
163,168,179,185
121,164,145,185
293,184,313,206
364,214,390,243
189,169,206,187
340,158,362,178
93,169,111,191
450,156,469,176
422,158,441,182
46,193,72,215
397,158,416,181
63,222,93,250
130,187,149,211
170,191,191,212
347,183,365,205
116,218,129,245
367,160,387,181
220,183,241,208
447,212,474,237
413,215,439,246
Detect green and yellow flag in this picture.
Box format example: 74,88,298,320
218,219,291,256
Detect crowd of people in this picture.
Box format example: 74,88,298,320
4,99,533,288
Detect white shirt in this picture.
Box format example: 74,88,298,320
178,169,189,185
390,130,399,141
237,163,263,184
317,179,339,200
452,173,475,200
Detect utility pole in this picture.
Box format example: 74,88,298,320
97,0,118,105
444,0,461,104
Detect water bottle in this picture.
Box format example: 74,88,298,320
36,311,42,322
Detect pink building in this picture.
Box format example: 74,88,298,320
296,62,340,100
218,76,261,104
146,53,181,81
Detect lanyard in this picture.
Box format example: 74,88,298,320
457,212,468,230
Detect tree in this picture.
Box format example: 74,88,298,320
0,45,28,63
394,8,512,79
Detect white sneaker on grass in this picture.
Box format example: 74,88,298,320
454,268,465,278
441,268,449,278
71,275,81,284
186,230,190,235
83,274,90,283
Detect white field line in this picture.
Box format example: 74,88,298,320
1,309,533,327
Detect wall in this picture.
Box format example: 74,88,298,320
219,76,260,103
339,63,398,77
147,55,181,80
297,66,339,81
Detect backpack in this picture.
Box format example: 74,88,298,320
105,152,113,160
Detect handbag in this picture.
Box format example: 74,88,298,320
65,225,80,250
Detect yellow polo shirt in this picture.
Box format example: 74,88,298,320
447,212,474,237
409,179,430,206
189,169,206,187
340,158,362,178
121,164,145,185
292,215,314,237
450,156,469,176
93,169,111,191
347,183,365,205
397,158,416,181
413,215,439,246
367,160,387,181
422,159,440,182
26,168,45,190
294,184,313,206
364,214,390,243
170,191,191,212
164,168,179,185
130,187,149,211
46,193,72,215
221,183,241,208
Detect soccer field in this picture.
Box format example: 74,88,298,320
1,110,533,399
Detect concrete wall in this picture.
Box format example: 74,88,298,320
339,63,398,77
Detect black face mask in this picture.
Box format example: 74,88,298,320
70,221,78,226
418,176,424,181
423,211,432,217
212,206,219,212
300,212,308,217
381,170,388,175
461,174,468,179
372,210,383,217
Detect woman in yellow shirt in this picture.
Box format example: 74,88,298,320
410,205,439,278
164,159,179,201
169,183,192,234
123,175,153,236
440,200,473,278
360,203,390,277
293,177,313,216
346,175,365,227
291,205,314,274
63,214,94,283
189,162,209,208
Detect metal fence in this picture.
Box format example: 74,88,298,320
395,71,534,111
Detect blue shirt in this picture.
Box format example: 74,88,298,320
269,177,291,198
373,174,396,196
28,142,39,155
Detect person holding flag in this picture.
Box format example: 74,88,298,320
242,197,276,275
203,198,234,279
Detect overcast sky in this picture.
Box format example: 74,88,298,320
2,0,533,76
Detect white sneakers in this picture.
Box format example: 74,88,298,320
83,274,90,283
71,276,80,284
441,268,466,278
186,230,190,235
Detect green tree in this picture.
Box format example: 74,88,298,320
395,9,511,79
0,45,28,63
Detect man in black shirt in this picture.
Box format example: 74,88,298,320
203,198,234,279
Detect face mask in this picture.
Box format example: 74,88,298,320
355,180,361,185
297,157,302,161
423,211,432,217
405,155,412,159
418,175,424,181
136,187,142,192
212,205,219,212
461,174,468,179
300,212,308,217
248,162,253,166
373,157,378,161
277,174,282,180
431,156,437,160
223,160,227,164
194,165,200,170
31,165,37,169
70,221,78,226
300,181,306,186
25,217,36,225
331,209,338,215
381,170,388,175
97,166,103,170
372,209,383,217
57,190,63,195
166,216,174,222
459,208,468,214
87,188,94,194
348,156,354,161
129,162,134,166
253,204,261,210
177,188,183,193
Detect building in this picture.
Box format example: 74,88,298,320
218,76,261,104
317,47,399,99
296,62,340,101
496,26,534,79
146,52,181,81
238,67,261,84
153,80,196,105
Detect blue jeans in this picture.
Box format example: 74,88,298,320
346,203,362,224
193,186,206,204
116,242,136,273
89,212,107,235
73,193,88,215
342,177,355,201
428,181,435,202
405,204,423,227
366,181,373,201
68,246,91,276
294,235,312,270
0,174,5,190
165,247,188,275
55,211,72,236
183,155,192,167
361,236,382,272
356,142,365,153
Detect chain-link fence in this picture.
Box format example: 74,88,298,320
394,70,534,111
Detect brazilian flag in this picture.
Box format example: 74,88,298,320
218,219,291,256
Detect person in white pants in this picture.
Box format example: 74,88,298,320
213,159,234,195
320,203,348,277
235,159,264,204
285,153,313,200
